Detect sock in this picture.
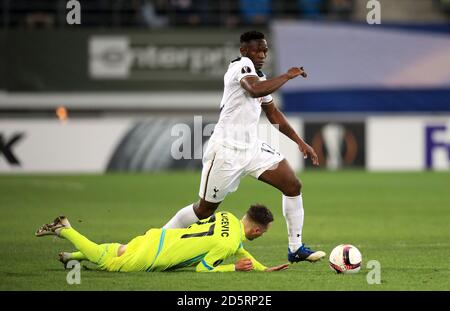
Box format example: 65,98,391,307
70,251,87,261
59,228,117,265
163,204,199,229
282,194,304,252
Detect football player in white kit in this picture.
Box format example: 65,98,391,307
164,31,325,263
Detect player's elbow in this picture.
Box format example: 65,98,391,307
241,80,265,98
247,88,264,98
243,84,264,98
248,91,260,98
195,264,210,272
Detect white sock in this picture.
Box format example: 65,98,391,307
282,194,304,252
163,204,199,229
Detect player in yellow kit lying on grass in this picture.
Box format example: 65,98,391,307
35,204,289,272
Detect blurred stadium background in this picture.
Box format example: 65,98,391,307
0,0,450,290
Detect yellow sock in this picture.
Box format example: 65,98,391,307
60,228,118,266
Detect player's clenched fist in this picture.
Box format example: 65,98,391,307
286,67,307,79
235,258,254,271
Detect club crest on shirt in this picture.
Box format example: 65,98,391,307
241,66,251,74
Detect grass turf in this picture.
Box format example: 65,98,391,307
0,171,449,290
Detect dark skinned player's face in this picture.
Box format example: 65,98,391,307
240,39,268,70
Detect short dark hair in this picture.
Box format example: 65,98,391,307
246,204,274,227
240,31,265,44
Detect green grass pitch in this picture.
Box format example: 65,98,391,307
1,171,449,290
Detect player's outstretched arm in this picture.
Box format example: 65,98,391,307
240,67,307,98
235,258,289,272
236,247,266,271
236,247,288,272
235,258,253,271
195,243,236,272
265,264,290,272
262,102,319,166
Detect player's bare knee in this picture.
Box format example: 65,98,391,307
193,201,200,210
297,179,302,193
196,207,215,220
194,200,218,220
283,178,301,196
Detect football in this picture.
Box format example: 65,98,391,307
329,244,362,274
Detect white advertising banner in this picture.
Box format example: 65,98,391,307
0,120,131,173
0,118,302,173
367,116,450,171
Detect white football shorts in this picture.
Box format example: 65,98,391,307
198,139,284,203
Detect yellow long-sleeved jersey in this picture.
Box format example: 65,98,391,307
146,211,267,272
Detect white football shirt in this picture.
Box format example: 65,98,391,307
210,56,273,150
